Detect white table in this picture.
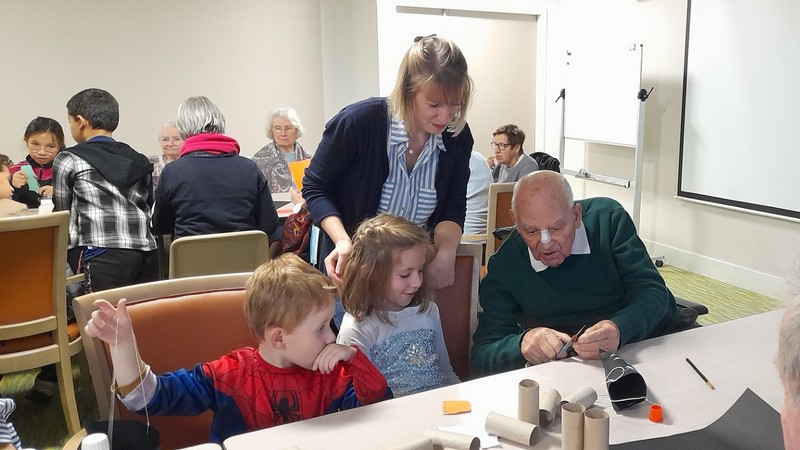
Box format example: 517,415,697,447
271,191,292,204
223,310,784,450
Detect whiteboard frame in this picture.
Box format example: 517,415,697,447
559,44,647,229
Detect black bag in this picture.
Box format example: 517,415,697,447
530,152,561,173
81,420,159,450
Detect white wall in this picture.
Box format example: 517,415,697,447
377,0,799,299
2,0,796,298
0,0,325,160
320,0,380,121
542,0,798,299
376,2,540,155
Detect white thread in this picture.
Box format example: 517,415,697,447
131,327,151,432
109,319,118,448
597,392,652,404
109,311,152,449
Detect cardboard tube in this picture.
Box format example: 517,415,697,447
539,387,562,428
561,386,598,412
561,403,586,450
388,437,435,450
518,379,540,425
423,429,479,450
583,409,610,450
485,411,539,447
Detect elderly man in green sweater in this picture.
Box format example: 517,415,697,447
471,171,685,377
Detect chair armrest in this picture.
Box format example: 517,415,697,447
67,273,85,287
675,296,709,316
461,234,487,242
492,226,515,241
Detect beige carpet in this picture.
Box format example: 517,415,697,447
0,264,785,449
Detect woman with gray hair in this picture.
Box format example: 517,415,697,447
252,107,312,193
148,120,184,188
152,96,278,239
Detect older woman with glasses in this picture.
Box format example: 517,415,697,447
486,124,538,183
148,120,184,189
252,107,311,194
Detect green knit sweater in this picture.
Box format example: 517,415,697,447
470,197,677,377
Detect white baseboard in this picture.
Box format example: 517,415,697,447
645,240,789,302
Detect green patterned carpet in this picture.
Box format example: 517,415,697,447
658,265,784,326
0,265,785,449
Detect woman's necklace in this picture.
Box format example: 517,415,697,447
407,133,429,155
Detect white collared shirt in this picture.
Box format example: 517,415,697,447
527,224,591,272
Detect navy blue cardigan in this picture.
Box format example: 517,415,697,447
302,97,474,259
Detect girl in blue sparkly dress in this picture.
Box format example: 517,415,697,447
336,214,460,397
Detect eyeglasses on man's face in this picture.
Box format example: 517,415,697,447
490,141,512,150
160,137,183,144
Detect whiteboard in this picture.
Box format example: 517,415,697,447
679,0,800,220
564,43,643,147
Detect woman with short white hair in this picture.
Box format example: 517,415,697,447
252,107,311,193
152,96,278,239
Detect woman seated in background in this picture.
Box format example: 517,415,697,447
152,96,278,239
486,124,538,183
252,107,311,194
148,120,184,189
9,116,65,208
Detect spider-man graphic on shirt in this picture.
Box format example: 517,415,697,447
133,346,391,442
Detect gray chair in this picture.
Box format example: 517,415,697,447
169,230,269,279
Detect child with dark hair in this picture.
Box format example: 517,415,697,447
53,88,158,293
8,117,65,208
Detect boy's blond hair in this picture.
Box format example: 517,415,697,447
244,253,337,340
341,214,435,324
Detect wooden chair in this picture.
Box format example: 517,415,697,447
168,230,269,279
72,273,255,449
432,243,482,381
0,211,83,435
485,182,516,259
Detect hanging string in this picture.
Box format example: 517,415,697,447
108,310,152,450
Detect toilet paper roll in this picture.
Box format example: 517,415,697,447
485,411,539,447
539,387,562,428
423,429,479,450
561,403,586,450
583,409,610,450
560,386,598,414
518,379,540,425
